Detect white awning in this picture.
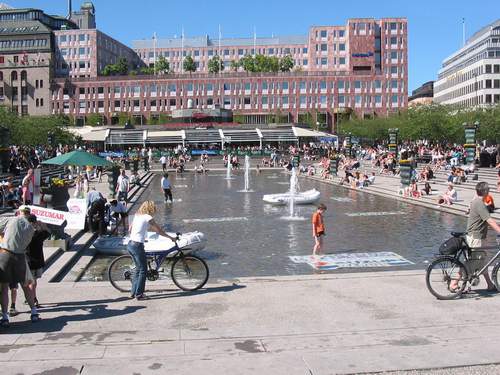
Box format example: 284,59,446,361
80,129,108,142
292,126,336,138
147,130,185,139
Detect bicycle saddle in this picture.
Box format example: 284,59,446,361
451,231,466,238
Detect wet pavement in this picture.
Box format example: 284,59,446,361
80,170,477,281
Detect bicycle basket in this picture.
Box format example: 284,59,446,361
439,237,463,255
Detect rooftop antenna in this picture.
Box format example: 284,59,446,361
253,26,256,56
67,0,72,19
181,26,184,73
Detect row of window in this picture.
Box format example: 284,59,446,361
58,34,88,43
59,47,92,57
60,79,403,98
60,94,404,111
315,29,346,39
0,39,48,49
436,64,500,94
435,79,500,103
143,47,309,59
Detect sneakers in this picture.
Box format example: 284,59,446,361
30,313,41,323
135,294,148,301
9,305,18,316
0,318,9,328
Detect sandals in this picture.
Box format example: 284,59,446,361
30,313,41,323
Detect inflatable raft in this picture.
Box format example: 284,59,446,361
92,231,207,255
262,189,321,206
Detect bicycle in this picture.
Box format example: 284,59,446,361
108,233,209,293
426,231,500,300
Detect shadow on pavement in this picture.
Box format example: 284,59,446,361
6,297,145,334
145,283,246,300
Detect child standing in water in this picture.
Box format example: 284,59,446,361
312,203,327,256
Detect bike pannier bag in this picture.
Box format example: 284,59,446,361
439,237,462,255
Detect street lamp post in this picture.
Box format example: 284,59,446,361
388,128,399,158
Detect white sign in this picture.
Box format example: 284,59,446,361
345,211,405,217
331,197,354,202
27,198,87,230
289,252,414,271
66,198,87,230
28,205,66,226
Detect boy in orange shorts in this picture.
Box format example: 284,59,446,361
312,203,327,256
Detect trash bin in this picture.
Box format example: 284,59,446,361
479,152,490,168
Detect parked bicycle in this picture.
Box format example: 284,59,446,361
108,233,209,293
426,231,500,300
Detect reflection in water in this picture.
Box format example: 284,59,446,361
82,171,468,281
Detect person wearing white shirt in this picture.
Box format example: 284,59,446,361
161,173,172,202
108,199,128,235
116,170,129,203
159,155,167,171
127,201,175,300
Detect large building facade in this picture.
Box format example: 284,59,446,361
0,2,142,116
0,7,76,116
52,17,408,131
434,20,500,107
133,19,407,77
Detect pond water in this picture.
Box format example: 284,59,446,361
80,170,472,281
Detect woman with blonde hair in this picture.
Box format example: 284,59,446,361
127,200,176,300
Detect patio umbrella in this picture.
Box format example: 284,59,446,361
41,150,113,167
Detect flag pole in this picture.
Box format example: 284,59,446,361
253,26,256,57
153,32,157,75
181,26,185,73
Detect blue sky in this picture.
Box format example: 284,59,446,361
10,0,500,93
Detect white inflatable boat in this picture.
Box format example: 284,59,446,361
262,189,321,206
92,231,207,256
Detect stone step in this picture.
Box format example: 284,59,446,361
61,247,96,282
42,232,96,283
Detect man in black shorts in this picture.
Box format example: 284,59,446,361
0,206,40,327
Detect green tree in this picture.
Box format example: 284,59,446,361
0,108,75,146
183,55,196,73
280,55,294,72
230,60,240,72
240,54,256,72
156,56,170,74
139,66,155,75
86,113,103,126
208,55,224,73
116,58,129,75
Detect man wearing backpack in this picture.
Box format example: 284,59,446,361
465,182,500,291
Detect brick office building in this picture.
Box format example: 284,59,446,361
52,18,408,131
0,2,142,116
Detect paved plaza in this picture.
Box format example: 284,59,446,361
1,161,500,374
2,271,500,374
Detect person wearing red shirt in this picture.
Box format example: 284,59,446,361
312,203,327,256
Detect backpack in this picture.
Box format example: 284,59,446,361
439,237,463,255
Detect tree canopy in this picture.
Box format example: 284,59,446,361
0,107,76,146
338,104,500,144
183,56,196,73
239,54,294,73
207,55,224,74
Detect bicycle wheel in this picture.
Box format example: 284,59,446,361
426,257,468,300
108,255,134,293
171,255,209,291
491,262,500,291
